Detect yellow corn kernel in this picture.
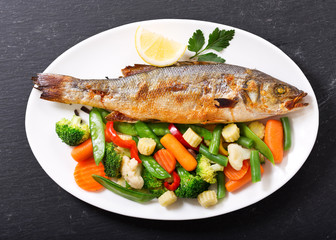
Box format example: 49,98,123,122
197,190,218,208
183,128,202,148
158,191,177,207
248,121,265,139
137,138,156,156
221,123,240,142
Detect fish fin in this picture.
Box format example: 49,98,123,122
174,61,219,66
121,61,219,77
32,73,75,102
121,64,157,77
105,110,137,122
214,98,238,108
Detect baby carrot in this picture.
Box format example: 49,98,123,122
264,120,284,163
154,149,176,174
224,160,250,181
71,138,93,162
225,165,264,192
74,157,106,191
160,134,197,171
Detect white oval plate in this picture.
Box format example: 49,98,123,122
25,19,319,220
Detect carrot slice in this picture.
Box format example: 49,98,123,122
71,138,93,162
264,120,284,163
224,160,250,181
154,149,176,174
74,157,106,191
225,165,264,192
160,134,197,171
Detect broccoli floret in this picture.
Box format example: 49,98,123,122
142,168,167,197
175,167,210,198
55,115,90,146
103,142,123,178
196,154,224,184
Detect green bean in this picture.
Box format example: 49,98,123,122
236,136,254,149
140,155,171,179
250,150,261,182
147,123,170,136
238,123,274,164
281,117,291,150
216,171,226,199
89,108,106,165
114,122,137,136
209,124,223,155
134,121,164,149
177,124,213,140
92,175,156,203
199,144,228,166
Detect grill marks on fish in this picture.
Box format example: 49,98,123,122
106,110,137,122
134,81,188,101
33,62,308,124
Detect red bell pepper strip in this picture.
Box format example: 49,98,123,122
168,123,199,151
105,121,141,163
164,171,180,191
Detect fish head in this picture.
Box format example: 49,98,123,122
241,72,308,114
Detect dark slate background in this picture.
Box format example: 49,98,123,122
1,0,335,239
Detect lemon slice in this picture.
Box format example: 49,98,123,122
135,26,187,67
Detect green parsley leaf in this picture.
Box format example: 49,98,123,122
205,28,235,52
188,29,205,53
198,53,225,63
188,28,235,63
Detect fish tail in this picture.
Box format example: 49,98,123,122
32,73,76,103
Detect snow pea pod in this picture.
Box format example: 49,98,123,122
147,123,170,136
96,108,110,124
92,175,156,203
209,124,223,155
135,121,164,149
140,155,171,179
89,108,105,165
238,123,274,164
199,144,228,166
114,122,137,136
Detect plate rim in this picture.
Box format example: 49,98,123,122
25,18,319,220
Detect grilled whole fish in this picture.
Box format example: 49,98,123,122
33,62,308,124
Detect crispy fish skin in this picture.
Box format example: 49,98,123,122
33,62,308,124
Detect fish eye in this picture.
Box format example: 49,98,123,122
274,85,286,95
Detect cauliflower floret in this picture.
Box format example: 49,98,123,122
121,156,144,189
227,143,251,171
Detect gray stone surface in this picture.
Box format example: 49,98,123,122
0,0,335,239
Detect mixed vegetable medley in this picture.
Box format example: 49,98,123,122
56,107,291,208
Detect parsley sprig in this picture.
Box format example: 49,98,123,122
188,28,235,63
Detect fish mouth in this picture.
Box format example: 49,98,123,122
284,92,309,110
